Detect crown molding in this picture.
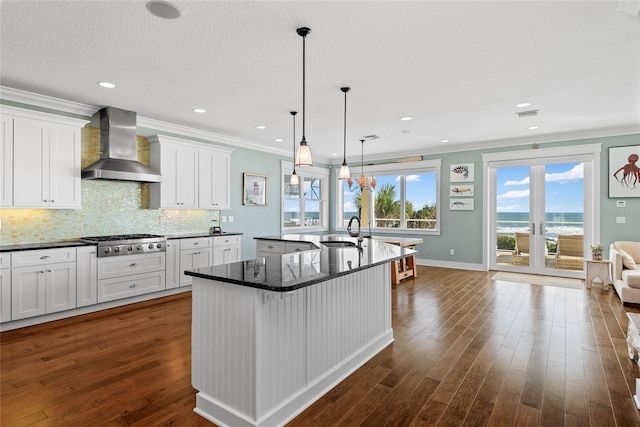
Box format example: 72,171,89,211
0,85,297,159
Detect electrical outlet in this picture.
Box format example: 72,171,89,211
450,249,455,255
229,216,234,223
263,291,278,304
222,216,227,223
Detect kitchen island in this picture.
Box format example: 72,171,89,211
186,235,415,427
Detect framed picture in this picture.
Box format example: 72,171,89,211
609,145,640,198
450,184,474,197
243,173,268,205
450,199,474,211
450,163,474,182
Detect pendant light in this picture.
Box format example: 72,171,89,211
295,27,313,167
349,139,376,191
290,111,299,186
338,87,351,180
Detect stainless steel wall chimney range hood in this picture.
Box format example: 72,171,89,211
81,107,162,183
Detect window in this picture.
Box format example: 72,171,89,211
282,161,329,232
338,159,441,234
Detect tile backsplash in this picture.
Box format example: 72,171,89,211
0,127,220,245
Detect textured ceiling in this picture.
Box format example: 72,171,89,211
1,1,639,163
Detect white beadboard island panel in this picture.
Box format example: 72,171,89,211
191,263,392,427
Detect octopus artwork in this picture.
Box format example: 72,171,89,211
613,153,640,189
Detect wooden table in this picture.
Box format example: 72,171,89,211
585,259,611,290
369,236,423,284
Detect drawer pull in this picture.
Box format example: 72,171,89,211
39,270,45,274
40,255,51,260
295,249,301,252
194,242,199,245
130,284,137,288
46,269,52,273
268,245,274,249
130,263,138,268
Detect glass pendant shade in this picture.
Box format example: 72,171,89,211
295,140,312,167
338,162,351,180
290,171,299,186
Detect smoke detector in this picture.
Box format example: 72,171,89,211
516,109,538,118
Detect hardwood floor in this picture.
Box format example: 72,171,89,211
2,266,640,426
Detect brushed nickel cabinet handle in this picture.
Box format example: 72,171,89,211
130,284,137,288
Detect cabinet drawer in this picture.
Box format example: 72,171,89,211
12,248,76,267
256,240,286,254
0,253,10,269
180,237,212,250
98,271,165,303
213,235,241,246
98,252,166,280
285,242,314,253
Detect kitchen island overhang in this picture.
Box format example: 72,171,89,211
187,236,415,427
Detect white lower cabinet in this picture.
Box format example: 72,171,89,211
97,252,166,303
98,271,165,303
212,235,241,266
0,253,11,323
76,246,97,307
11,259,76,320
180,237,213,287
165,240,181,289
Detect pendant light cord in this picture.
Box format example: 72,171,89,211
343,89,347,163
302,33,306,141
291,111,297,174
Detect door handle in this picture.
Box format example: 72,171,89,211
540,223,544,236
531,223,535,235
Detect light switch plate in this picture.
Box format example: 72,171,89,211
229,216,234,222
616,216,626,224
221,216,227,223
616,200,626,208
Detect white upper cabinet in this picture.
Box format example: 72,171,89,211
199,147,231,210
1,115,13,207
2,106,88,209
148,135,233,210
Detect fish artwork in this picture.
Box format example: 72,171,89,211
452,187,471,194
452,165,469,179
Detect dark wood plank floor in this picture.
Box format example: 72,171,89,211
2,266,640,426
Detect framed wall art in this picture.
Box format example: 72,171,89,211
450,199,474,211
450,163,474,183
609,145,640,198
243,173,268,205
450,184,474,197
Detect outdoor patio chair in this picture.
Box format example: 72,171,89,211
555,234,584,270
512,232,530,266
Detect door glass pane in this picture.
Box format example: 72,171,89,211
373,174,401,228
545,162,584,272
495,166,530,266
405,172,437,229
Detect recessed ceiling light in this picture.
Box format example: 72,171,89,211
255,125,266,129
441,139,449,143
193,108,206,113
98,81,115,89
332,153,339,156
528,126,539,130
274,138,283,142
146,1,181,19
400,116,413,121
517,102,532,108
401,130,410,134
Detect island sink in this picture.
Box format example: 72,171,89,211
320,240,357,248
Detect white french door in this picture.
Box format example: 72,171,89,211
484,145,600,278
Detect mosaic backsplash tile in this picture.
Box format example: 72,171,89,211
0,127,220,245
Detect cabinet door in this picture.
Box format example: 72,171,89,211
0,269,10,323
213,245,240,266
48,123,81,208
0,115,13,207
199,149,231,210
76,246,97,307
46,261,76,314
13,117,49,208
165,240,181,289
11,265,46,320
179,249,196,287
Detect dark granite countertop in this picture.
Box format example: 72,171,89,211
0,240,93,252
186,235,416,292
166,231,243,240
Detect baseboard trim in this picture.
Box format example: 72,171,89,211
416,258,486,272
